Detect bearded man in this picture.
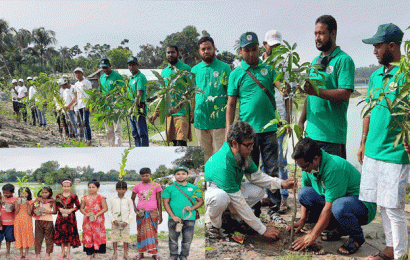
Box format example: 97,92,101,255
204,120,296,239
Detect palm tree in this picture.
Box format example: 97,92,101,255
0,19,14,76
13,28,32,54
31,27,57,70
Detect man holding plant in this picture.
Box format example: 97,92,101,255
358,23,409,260
298,15,355,159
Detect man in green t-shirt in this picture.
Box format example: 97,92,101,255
291,138,376,256
127,56,149,147
149,46,192,146
358,24,409,260
298,15,355,159
98,57,124,146
192,36,231,162
204,120,296,239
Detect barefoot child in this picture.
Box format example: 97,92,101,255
107,181,133,260
34,186,56,260
15,187,35,260
0,184,17,260
54,179,81,259
162,166,204,260
80,179,108,260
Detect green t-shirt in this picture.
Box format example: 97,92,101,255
302,150,376,224
364,66,409,164
161,60,192,117
162,181,202,220
227,59,277,133
204,142,259,193
306,47,355,144
192,58,231,129
128,70,147,103
99,70,124,93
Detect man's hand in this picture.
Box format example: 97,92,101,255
171,215,182,223
300,81,318,96
404,140,410,155
149,114,158,125
292,233,317,251
263,226,280,240
281,178,297,189
357,144,365,165
183,206,193,212
288,218,306,234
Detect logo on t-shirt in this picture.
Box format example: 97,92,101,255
110,80,114,85
187,188,193,192
389,82,398,91
326,66,334,74
213,71,219,78
261,68,268,76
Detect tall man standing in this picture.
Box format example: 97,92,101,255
16,79,28,122
127,56,149,147
358,24,409,260
11,79,19,116
27,77,39,126
99,57,124,147
298,15,355,158
192,36,231,161
226,32,282,219
149,46,192,146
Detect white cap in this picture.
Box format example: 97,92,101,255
12,79,17,83
58,78,69,86
18,78,24,83
33,76,38,81
264,30,283,46
27,76,33,81
74,67,83,73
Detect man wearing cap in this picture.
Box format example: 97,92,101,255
261,30,292,215
99,57,124,147
191,36,231,162
16,79,28,122
358,23,409,260
27,77,39,126
226,32,283,217
149,45,192,146
60,79,77,138
298,15,355,159
11,79,19,116
67,67,93,144
54,79,69,137
205,120,296,239
127,56,149,147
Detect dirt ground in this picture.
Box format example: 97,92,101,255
0,238,204,259
206,193,410,260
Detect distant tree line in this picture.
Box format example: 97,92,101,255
355,64,381,84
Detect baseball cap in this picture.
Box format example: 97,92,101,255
18,78,24,83
239,32,259,48
174,166,189,174
11,79,17,83
58,78,69,86
99,57,110,68
362,23,404,45
74,67,83,73
33,76,38,81
127,56,139,64
264,30,283,46
27,76,33,81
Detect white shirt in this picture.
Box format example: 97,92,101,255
11,86,18,100
17,85,27,103
107,196,133,224
29,85,38,102
63,86,74,109
74,79,92,109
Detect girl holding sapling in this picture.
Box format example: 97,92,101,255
54,179,81,260
14,187,34,260
33,186,56,260
80,179,108,260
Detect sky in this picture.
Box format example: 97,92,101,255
0,0,409,68
0,147,186,172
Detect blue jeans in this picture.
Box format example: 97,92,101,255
68,110,77,137
168,219,195,258
130,115,149,147
38,106,47,125
251,131,281,207
77,108,91,140
298,187,369,241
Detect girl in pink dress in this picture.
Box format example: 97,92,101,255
80,180,108,260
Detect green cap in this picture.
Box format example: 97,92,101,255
362,23,404,45
174,166,189,174
99,57,111,68
239,32,259,48
127,56,139,64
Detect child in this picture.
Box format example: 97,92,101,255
162,166,204,260
131,168,163,260
54,179,81,260
107,181,133,260
0,184,17,260
80,179,108,260
34,186,56,260
14,187,35,260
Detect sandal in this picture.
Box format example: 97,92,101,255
206,226,228,239
368,251,393,260
337,237,365,255
321,228,343,241
278,200,289,214
270,212,286,224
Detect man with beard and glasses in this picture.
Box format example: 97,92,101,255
298,15,355,159
191,36,231,162
358,24,409,260
226,32,284,221
149,45,192,146
204,120,296,240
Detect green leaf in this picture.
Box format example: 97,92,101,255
262,119,279,132
291,42,297,50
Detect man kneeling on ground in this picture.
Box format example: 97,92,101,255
204,120,296,239
290,138,376,255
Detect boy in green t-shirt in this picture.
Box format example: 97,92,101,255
162,166,203,260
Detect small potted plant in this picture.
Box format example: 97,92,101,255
56,197,70,217
88,212,96,222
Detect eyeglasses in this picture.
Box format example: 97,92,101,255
316,55,333,70
240,142,254,149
